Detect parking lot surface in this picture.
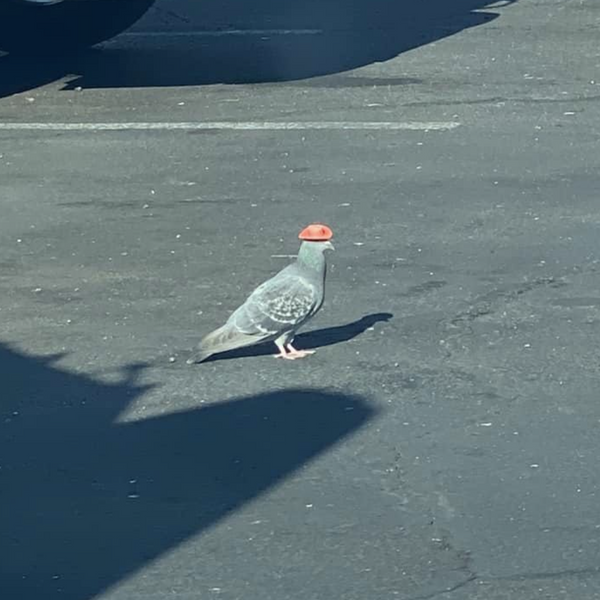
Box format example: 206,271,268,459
2,1,600,599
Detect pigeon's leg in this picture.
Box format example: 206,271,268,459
274,337,297,360
285,342,316,358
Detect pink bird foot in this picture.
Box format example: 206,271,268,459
274,343,316,359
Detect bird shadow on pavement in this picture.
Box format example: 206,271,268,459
0,0,517,98
197,312,393,363
0,341,376,600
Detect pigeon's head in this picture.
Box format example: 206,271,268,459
298,223,334,252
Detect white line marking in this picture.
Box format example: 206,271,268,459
0,121,460,132
121,29,323,38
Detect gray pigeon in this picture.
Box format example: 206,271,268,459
187,224,334,363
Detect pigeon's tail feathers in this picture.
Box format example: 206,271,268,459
185,346,215,365
186,323,264,364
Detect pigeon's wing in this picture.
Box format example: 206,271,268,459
229,271,318,337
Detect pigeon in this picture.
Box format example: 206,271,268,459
187,223,334,364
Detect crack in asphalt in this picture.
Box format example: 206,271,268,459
496,567,600,582
408,573,478,600
406,562,600,600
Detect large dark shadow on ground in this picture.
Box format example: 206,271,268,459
0,0,516,98
0,342,375,599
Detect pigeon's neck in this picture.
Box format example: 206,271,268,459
297,242,326,275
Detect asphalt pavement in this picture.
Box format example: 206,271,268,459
2,1,600,599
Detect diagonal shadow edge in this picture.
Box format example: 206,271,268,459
1,340,378,600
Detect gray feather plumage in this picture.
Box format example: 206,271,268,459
187,240,331,363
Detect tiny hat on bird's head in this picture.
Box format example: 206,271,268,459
298,223,333,241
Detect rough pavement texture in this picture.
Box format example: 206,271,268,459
1,1,600,599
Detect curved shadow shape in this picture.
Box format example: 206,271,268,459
200,312,393,363
298,311,393,348
0,342,375,600
0,0,516,98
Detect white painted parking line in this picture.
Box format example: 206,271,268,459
0,121,460,132
121,30,324,38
